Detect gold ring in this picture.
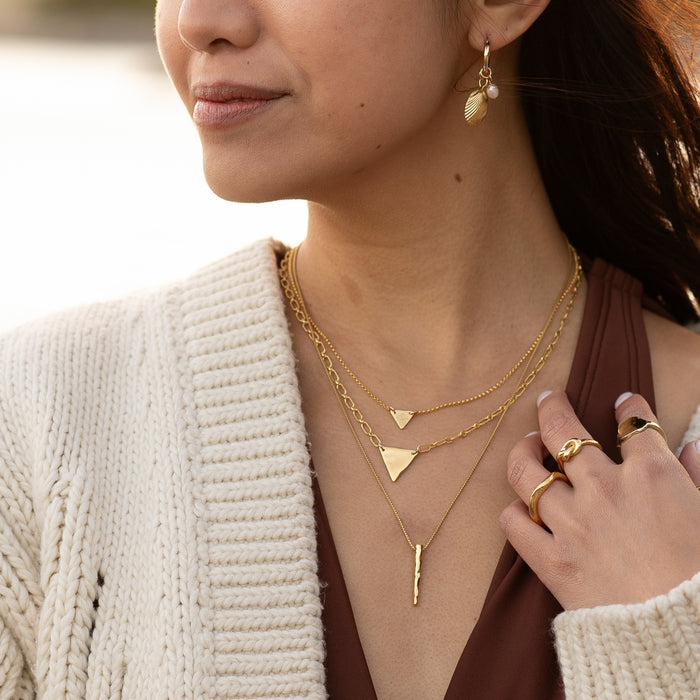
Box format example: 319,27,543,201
617,417,667,447
556,438,604,474
529,472,571,526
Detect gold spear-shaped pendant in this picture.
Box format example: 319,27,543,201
413,544,423,606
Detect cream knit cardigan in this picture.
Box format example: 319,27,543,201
0,240,699,700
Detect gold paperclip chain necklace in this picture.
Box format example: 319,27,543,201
280,246,581,481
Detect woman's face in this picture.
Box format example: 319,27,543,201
156,0,473,203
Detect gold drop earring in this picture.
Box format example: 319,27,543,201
464,40,499,126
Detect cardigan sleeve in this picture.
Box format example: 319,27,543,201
0,332,42,699
553,403,700,699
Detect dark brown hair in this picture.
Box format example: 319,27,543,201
520,0,700,322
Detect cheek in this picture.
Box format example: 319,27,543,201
155,0,188,98
318,76,455,175
297,11,459,141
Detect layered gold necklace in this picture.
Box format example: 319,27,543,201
306,303,548,431
280,244,581,604
281,245,581,481
326,354,526,606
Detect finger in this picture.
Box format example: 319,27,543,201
506,431,573,529
498,500,554,574
614,391,671,458
536,390,609,481
678,440,700,488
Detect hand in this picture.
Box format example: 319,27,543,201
499,390,700,610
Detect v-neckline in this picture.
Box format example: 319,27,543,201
313,474,529,699
311,259,655,699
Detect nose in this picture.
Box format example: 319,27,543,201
177,0,261,52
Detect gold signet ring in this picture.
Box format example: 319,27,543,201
529,472,570,526
617,417,667,448
556,438,604,475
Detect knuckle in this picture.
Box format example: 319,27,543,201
616,394,651,419
586,470,621,505
540,410,579,445
498,504,518,533
546,541,580,582
506,454,529,488
630,458,659,484
627,452,677,487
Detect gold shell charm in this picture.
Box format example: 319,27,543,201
464,88,488,126
464,40,498,126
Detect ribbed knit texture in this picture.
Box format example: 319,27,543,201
0,238,697,698
554,572,700,699
0,240,324,699
179,242,324,698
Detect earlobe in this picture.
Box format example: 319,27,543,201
466,0,551,52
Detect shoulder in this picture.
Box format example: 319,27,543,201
643,310,700,449
0,238,288,430
0,290,157,464
0,239,283,363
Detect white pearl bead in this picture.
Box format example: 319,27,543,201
486,83,499,100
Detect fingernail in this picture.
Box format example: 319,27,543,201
537,390,552,407
695,440,700,455
614,392,634,409
525,430,540,438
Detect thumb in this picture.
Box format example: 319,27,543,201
678,440,700,487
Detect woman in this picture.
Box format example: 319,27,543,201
1,0,700,697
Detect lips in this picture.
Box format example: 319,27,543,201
193,83,287,103
192,82,288,127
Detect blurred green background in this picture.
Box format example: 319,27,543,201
2,0,156,41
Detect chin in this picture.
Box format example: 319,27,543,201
205,175,276,204
199,136,323,203
198,138,376,204
202,157,292,204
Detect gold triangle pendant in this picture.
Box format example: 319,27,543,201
390,409,416,430
380,446,419,481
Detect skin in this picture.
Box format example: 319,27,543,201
156,0,700,696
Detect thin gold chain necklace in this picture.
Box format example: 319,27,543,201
291,246,579,430
280,246,581,481
305,298,549,430
318,307,543,606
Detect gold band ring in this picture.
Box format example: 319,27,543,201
529,472,571,526
556,438,604,475
617,417,667,448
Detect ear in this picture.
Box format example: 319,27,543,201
465,0,551,52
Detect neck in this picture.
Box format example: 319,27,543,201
295,219,572,405
293,51,575,399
